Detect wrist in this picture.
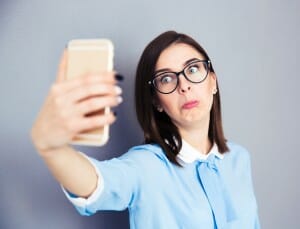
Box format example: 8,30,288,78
30,129,68,157
38,145,73,158
31,138,69,158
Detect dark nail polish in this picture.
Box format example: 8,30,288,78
115,74,124,81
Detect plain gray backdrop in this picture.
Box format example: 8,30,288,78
0,0,299,228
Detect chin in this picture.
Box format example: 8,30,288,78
183,109,209,124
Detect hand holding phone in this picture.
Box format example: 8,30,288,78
65,39,114,146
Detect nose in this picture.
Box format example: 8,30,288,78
178,74,191,93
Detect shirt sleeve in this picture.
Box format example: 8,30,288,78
61,153,105,216
62,151,140,216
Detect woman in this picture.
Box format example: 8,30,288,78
31,31,260,228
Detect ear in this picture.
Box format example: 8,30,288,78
209,73,218,94
152,96,163,112
209,72,217,82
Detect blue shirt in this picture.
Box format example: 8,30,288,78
64,141,260,229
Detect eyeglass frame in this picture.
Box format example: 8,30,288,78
148,59,211,94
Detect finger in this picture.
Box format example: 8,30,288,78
54,72,117,94
56,49,68,83
76,95,122,116
76,112,116,132
68,71,117,84
65,84,122,104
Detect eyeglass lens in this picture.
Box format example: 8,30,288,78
153,61,209,94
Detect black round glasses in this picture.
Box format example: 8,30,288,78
148,59,211,94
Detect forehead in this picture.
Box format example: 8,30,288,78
155,43,204,71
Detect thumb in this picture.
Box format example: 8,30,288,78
56,49,68,83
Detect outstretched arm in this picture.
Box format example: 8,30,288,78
31,51,122,197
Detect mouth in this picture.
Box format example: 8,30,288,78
182,100,199,109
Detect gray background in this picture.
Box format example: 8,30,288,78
0,0,299,228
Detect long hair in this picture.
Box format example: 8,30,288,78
135,31,229,166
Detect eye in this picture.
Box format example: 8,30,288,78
159,74,175,84
187,64,200,74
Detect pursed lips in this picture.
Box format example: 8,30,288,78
181,100,199,109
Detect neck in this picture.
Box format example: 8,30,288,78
179,117,212,155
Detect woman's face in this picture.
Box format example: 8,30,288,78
154,43,217,131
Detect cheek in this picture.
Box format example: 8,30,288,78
201,76,216,99
195,83,214,108
205,86,216,110
157,94,179,113
161,99,175,112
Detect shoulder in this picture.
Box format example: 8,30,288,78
226,141,251,158
119,143,169,166
224,140,252,170
115,144,173,181
94,144,169,174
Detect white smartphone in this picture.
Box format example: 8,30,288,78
65,39,114,146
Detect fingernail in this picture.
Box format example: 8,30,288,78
115,86,122,95
115,74,124,81
117,96,123,104
113,111,117,117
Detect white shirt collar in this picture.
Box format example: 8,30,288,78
177,139,224,164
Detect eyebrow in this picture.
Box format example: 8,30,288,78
154,58,200,75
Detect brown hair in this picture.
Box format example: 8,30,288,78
135,31,229,166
